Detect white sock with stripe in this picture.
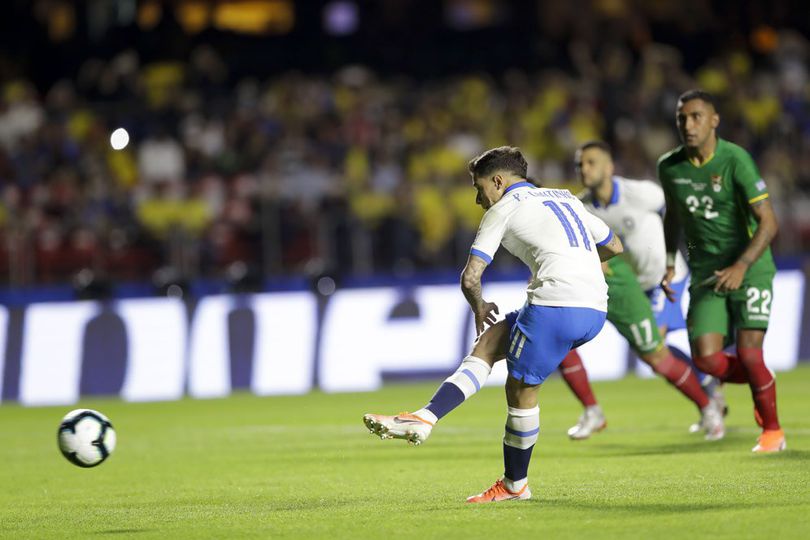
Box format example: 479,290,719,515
416,355,492,422
444,355,492,398
503,405,540,492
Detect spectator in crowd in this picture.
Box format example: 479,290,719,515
0,20,808,287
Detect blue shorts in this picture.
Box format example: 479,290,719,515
646,275,688,332
504,305,606,385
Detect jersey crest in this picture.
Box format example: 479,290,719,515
710,174,723,192
622,216,635,230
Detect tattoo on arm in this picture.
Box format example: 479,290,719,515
461,256,488,310
597,232,623,261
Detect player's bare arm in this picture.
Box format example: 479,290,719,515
461,254,499,335
596,231,623,262
713,198,779,292
661,189,680,301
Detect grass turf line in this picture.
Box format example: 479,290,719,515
1,365,809,539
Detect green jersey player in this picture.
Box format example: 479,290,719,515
658,89,784,453
560,141,724,442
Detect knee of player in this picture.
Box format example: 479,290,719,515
471,325,508,362
640,346,668,369
736,329,766,350
505,376,541,408
470,340,500,365
693,351,727,376
470,340,498,363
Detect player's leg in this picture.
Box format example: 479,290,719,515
363,315,510,445
660,324,723,432
410,320,507,423
467,305,606,503
729,277,785,452
687,285,749,383
466,375,539,503
559,349,598,408
690,333,743,378
609,272,722,438
737,329,784,452
560,349,606,440
651,276,724,409
559,259,648,440
665,337,727,428
640,345,708,409
638,344,725,440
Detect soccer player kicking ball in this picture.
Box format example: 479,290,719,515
364,146,623,502
562,141,725,441
658,90,784,453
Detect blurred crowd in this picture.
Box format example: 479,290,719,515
1,28,809,287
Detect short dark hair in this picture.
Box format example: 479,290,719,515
468,146,528,179
578,140,612,156
677,89,716,109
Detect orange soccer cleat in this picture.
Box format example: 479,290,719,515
466,479,531,503
752,429,786,453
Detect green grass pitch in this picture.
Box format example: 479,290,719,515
2,366,809,539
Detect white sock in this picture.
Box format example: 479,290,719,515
445,355,492,399
503,405,540,450
502,405,540,492
503,476,528,493
412,408,438,425
418,356,492,424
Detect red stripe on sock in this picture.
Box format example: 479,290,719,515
738,348,780,430
654,354,709,409
559,350,597,407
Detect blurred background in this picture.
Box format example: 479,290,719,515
1,0,809,293
1,0,809,405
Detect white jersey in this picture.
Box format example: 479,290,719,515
471,182,611,312
579,176,688,291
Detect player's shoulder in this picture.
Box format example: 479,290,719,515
617,176,662,197
717,138,754,161
484,200,511,219
656,145,686,170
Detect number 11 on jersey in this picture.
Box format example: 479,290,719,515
543,201,592,251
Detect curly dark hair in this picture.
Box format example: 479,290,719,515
468,146,528,179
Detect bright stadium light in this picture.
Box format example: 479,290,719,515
323,1,358,35
110,127,130,150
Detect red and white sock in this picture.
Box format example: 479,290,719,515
738,347,780,431
558,350,597,407
653,353,710,409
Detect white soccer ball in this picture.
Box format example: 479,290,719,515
57,409,117,468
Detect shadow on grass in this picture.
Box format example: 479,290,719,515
93,529,154,535
592,438,810,459
591,436,748,457
533,499,798,513
749,448,810,461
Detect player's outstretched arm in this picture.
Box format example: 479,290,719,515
596,231,623,262
461,254,499,336
713,198,779,292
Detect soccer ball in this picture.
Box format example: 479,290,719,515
57,409,117,468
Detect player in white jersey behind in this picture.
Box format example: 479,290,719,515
563,141,724,439
364,146,623,503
